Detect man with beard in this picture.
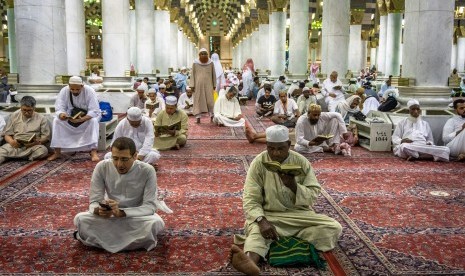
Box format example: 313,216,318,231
321,71,345,112
177,86,194,115
443,98,465,161
189,48,216,124
296,87,317,114
392,99,449,162
294,104,348,154
230,125,342,276
271,91,300,128
154,96,188,150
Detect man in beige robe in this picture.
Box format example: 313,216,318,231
0,96,51,164
230,125,342,275
189,48,216,124
154,96,189,150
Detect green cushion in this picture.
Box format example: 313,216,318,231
268,236,326,269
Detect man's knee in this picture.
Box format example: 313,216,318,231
30,145,49,160
177,135,187,146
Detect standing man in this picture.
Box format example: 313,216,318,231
321,71,345,112
230,125,342,275
190,48,216,124
48,76,101,161
154,96,189,150
73,137,165,253
443,99,465,161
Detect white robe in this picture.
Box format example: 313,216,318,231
241,69,254,97
74,160,165,253
321,78,345,112
362,97,380,115
104,117,161,164
213,95,245,127
50,85,101,151
144,96,165,120
177,93,194,115
294,112,347,153
273,99,299,120
392,117,450,161
442,115,465,157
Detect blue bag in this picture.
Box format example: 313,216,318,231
99,101,113,122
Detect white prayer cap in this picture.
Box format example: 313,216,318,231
199,48,208,54
147,88,156,94
266,125,289,143
407,99,420,108
69,76,83,85
292,80,298,84
159,83,166,88
165,95,177,105
181,66,187,71
186,86,191,91
127,107,142,121
136,83,148,92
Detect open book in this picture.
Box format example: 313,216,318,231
184,100,193,108
262,160,305,176
146,102,160,109
15,133,36,145
311,134,334,144
155,121,182,137
68,111,85,120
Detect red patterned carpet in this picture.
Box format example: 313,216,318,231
1,103,464,275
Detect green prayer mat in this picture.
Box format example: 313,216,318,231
268,236,326,269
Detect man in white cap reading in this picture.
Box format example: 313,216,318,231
154,96,188,150
392,99,450,161
104,107,161,167
213,86,245,127
48,76,101,161
130,82,148,110
189,48,216,124
177,86,194,115
321,71,345,112
443,99,465,161
230,125,342,276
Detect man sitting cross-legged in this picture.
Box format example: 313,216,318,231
177,86,194,115
294,104,348,154
154,96,188,150
392,99,450,162
443,98,465,161
255,84,277,118
271,91,300,128
0,96,51,164
230,125,342,276
213,86,245,127
104,107,161,167
73,137,165,253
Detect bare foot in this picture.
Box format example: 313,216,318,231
47,152,61,161
245,122,256,143
406,156,415,162
90,151,100,162
230,245,260,276
457,153,465,161
172,144,181,150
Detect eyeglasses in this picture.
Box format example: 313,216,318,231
21,108,34,113
112,156,133,162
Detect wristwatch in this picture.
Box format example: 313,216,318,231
255,216,264,223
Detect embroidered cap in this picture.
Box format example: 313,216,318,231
69,76,83,85
127,107,142,121
165,95,177,106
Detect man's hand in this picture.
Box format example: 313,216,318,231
278,172,297,193
108,199,126,218
168,129,176,136
401,138,413,144
329,92,337,98
59,113,68,120
68,117,85,125
24,139,41,149
258,218,279,241
9,140,21,149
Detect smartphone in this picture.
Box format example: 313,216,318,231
99,202,112,211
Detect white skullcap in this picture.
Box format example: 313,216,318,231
165,95,177,105
292,80,298,84
266,125,289,143
407,99,420,108
136,83,148,92
181,66,187,71
186,86,191,91
127,107,142,121
69,76,83,85
159,83,166,88
199,48,208,54
147,88,156,94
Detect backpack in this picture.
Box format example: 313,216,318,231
99,101,113,122
378,96,398,112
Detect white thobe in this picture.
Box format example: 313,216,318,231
213,95,245,127
321,78,345,112
241,69,254,97
362,97,380,115
296,95,317,114
442,115,465,157
294,112,347,153
177,93,194,115
50,85,101,151
273,99,299,120
144,97,165,120
74,160,165,253
273,81,286,94
392,117,450,161
104,117,161,164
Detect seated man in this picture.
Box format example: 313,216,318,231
297,87,317,114
294,104,348,154
105,107,161,166
321,71,345,112
290,82,305,102
88,65,103,90
271,91,300,128
144,88,165,121
443,99,465,161
154,96,188,150
392,99,449,162
0,96,51,164
335,95,361,125
48,76,101,161
130,82,148,109
256,85,277,117
177,86,194,115
230,125,342,275
213,86,245,127
73,137,165,253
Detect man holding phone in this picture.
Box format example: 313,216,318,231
73,137,165,253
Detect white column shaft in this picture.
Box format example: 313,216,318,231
178,31,185,67
259,24,270,71
129,10,136,69
370,47,377,69
65,0,86,76
457,38,465,72
385,12,402,76
170,23,178,70
451,43,456,71
136,0,154,74
348,24,363,72
251,31,260,68
377,15,387,74
270,11,286,77
154,10,170,75
289,0,309,75
7,8,17,73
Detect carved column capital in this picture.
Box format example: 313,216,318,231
377,0,387,16
170,8,179,22
386,0,404,13
155,0,170,10
351,9,365,25
270,0,288,12
258,9,269,24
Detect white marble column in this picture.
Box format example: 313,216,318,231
129,10,136,69
170,23,179,70
65,0,86,76
385,12,402,76
154,10,170,75
237,42,242,69
402,0,454,86
370,47,377,69
377,15,388,74
251,31,260,68
289,0,309,76
258,24,270,72
136,0,154,74
7,6,17,73
15,0,67,84
450,43,456,71
177,31,185,67
269,11,286,77
457,37,465,73
102,0,130,77
348,24,363,72
321,0,349,76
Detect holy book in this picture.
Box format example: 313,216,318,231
69,111,85,120
146,102,160,109
311,134,334,144
155,121,182,137
15,133,36,145
262,160,305,176
185,100,193,108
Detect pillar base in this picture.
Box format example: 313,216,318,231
286,74,308,81
398,86,452,109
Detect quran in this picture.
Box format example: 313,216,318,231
15,133,36,145
184,100,193,108
155,121,182,137
68,111,85,120
146,102,160,109
262,160,305,176
311,134,334,144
